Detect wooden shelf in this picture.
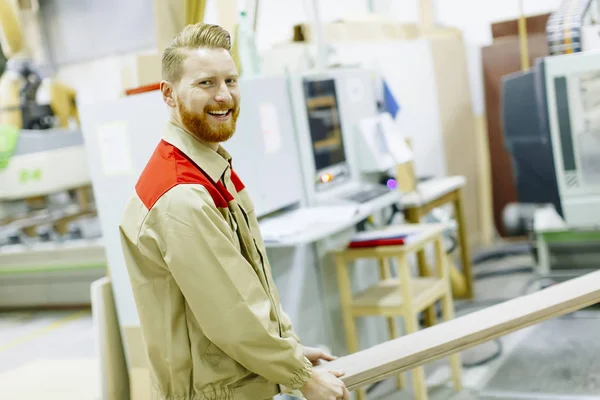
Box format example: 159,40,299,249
352,277,445,317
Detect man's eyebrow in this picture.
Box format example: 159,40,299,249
191,76,215,84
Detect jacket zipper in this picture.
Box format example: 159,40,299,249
237,205,283,336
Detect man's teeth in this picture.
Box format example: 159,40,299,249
208,110,229,115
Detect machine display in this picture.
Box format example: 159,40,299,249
302,77,350,188
289,67,398,207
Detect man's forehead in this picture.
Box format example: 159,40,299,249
181,48,237,78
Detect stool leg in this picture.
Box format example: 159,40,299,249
378,258,405,390
406,312,428,400
435,238,463,391
387,318,405,390
335,256,367,400
405,208,436,327
397,255,428,400
442,291,462,391
453,188,474,299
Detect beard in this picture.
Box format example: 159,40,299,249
178,97,240,143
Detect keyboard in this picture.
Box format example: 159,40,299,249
259,206,359,240
340,185,391,204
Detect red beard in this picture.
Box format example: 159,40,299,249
178,97,240,143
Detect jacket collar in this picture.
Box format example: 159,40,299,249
162,121,231,183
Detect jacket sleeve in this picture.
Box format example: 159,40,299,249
279,304,302,343
149,185,313,389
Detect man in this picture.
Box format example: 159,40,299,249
119,23,350,400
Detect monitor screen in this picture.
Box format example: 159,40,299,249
302,78,348,173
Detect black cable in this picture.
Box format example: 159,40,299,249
462,339,504,368
474,266,534,280
446,234,458,254
366,380,384,394
471,243,532,265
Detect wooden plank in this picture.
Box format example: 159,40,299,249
320,270,600,390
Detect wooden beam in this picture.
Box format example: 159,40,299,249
419,0,435,30
319,270,600,390
0,0,24,57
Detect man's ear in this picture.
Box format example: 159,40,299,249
160,80,176,108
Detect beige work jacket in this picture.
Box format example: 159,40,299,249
119,122,313,400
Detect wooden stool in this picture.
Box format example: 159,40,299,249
333,224,462,400
401,176,474,327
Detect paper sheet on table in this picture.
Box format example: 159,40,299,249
379,113,413,164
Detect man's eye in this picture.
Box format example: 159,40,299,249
199,81,211,85
226,78,237,85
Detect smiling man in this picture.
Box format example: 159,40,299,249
118,23,349,400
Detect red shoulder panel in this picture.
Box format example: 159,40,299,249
135,140,228,210
230,168,245,192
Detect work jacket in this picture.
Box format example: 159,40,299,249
119,122,313,400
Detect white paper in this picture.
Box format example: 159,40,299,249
96,122,134,176
358,115,395,171
259,103,282,154
379,113,413,164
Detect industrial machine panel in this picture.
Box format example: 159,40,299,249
79,91,167,326
227,76,304,217
545,50,600,226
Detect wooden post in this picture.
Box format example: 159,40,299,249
518,0,530,71
419,0,435,31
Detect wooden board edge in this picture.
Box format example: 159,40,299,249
318,271,600,389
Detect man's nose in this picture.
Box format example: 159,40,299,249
214,81,232,103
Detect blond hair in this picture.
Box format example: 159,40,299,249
162,23,231,83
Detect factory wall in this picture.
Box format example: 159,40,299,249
37,0,562,116
27,0,563,248
16,1,556,109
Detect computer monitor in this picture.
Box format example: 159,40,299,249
302,78,351,190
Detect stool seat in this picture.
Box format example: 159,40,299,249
352,278,444,316
401,175,466,208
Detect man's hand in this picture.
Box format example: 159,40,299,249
303,346,337,366
300,368,350,400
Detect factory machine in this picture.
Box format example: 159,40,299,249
82,68,406,392
0,0,106,308
502,50,600,279
0,69,105,308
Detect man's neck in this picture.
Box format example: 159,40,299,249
169,117,219,151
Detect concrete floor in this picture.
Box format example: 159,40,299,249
0,251,598,400
0,309,99,399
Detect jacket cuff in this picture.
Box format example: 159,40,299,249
281,357,313,390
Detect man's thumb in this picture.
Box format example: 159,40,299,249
329,370,345,378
